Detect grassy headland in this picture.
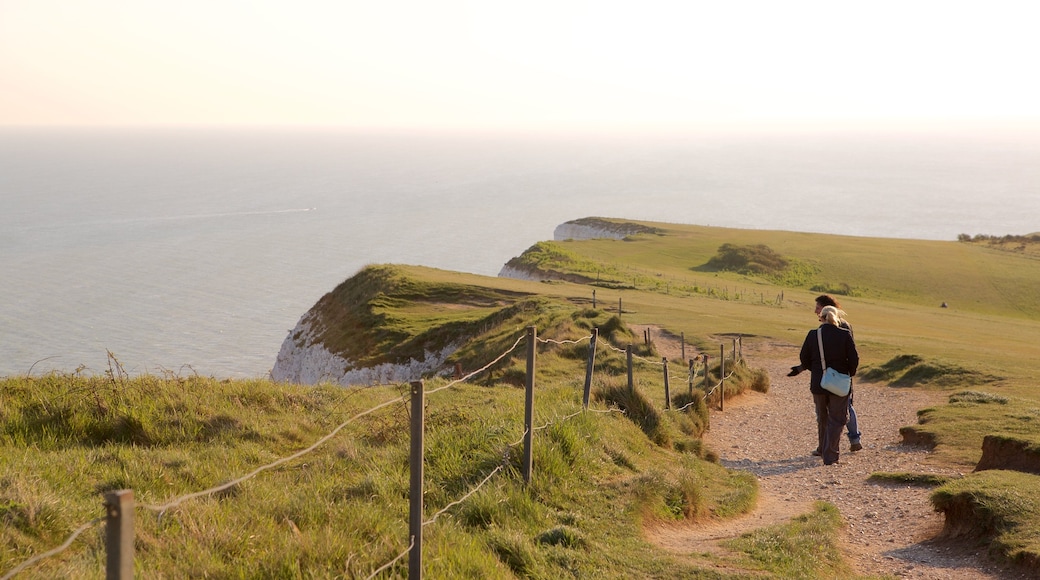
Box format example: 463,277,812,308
4,218,1040,577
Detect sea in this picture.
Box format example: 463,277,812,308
2,126,1038,379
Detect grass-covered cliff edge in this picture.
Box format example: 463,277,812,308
5,217,1040,577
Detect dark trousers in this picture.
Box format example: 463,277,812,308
813,391,850,464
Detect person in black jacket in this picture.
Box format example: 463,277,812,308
797,305,859,465
814,295,862,452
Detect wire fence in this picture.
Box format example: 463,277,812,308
2,325,744,580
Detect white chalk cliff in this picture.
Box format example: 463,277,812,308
552,220,635,241
498,218,659,281
271,316,460,386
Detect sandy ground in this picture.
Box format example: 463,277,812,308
633,325,1031,579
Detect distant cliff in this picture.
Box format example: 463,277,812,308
498,218,662,282
551,217,662,241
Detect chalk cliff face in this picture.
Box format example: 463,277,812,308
269,264,470,387
271,318,347,385
271,315,459,386
552,220,634,241
496,264,543,281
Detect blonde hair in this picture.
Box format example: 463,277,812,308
819,305,846,326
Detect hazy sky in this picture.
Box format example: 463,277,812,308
2,0,1038,131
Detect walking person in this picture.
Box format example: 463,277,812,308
815,295,862,451
798,305,859,465
789,295,863,453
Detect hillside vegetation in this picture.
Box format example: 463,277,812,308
5,217,1040,577
2,308,774,578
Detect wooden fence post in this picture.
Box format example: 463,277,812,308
409,380,425,580
104,489,134,580
618,298,622,317
719,344,726,412
662,358,670,409
688,358,695,397
592,289,596,309
523,327,536,485
680,332,685,362
626,344,634,395
702,354,710,394
583,328,598,409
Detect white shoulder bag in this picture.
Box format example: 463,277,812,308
817,326,852,397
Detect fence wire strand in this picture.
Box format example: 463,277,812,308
141,392,409,516
536,335,592,346
426,333,525,397
424,464,506,527
364,537,414,580
0,518,103,580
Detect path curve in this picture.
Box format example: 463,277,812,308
638,328,1029,579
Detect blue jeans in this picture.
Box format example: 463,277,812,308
847,392,861,443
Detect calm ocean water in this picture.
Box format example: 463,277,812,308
2,127,1038,378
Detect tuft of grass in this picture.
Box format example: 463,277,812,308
536,525,587,549
486,530,539,576
723,502,852,579
950,391,1009,405
868,472,956,487
595,381,671,446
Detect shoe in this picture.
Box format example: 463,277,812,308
850,442,862,452
824,460,839,466
811,449,821,456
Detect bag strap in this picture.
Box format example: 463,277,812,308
816,325,828,370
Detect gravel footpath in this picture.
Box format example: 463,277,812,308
643,332,1030,579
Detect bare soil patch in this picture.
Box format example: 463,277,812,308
639,326,1029,579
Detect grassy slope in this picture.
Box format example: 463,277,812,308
0,350,774,578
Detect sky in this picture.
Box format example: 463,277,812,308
2,0,1039,132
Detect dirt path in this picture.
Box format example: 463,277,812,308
635,326,1029,579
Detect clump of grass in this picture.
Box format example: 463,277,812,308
950,391,1009,405
486,530,539,576
723,502,852,578
595,381,670,446
536,525,587,549
869,472,955,487
630,468,711,523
